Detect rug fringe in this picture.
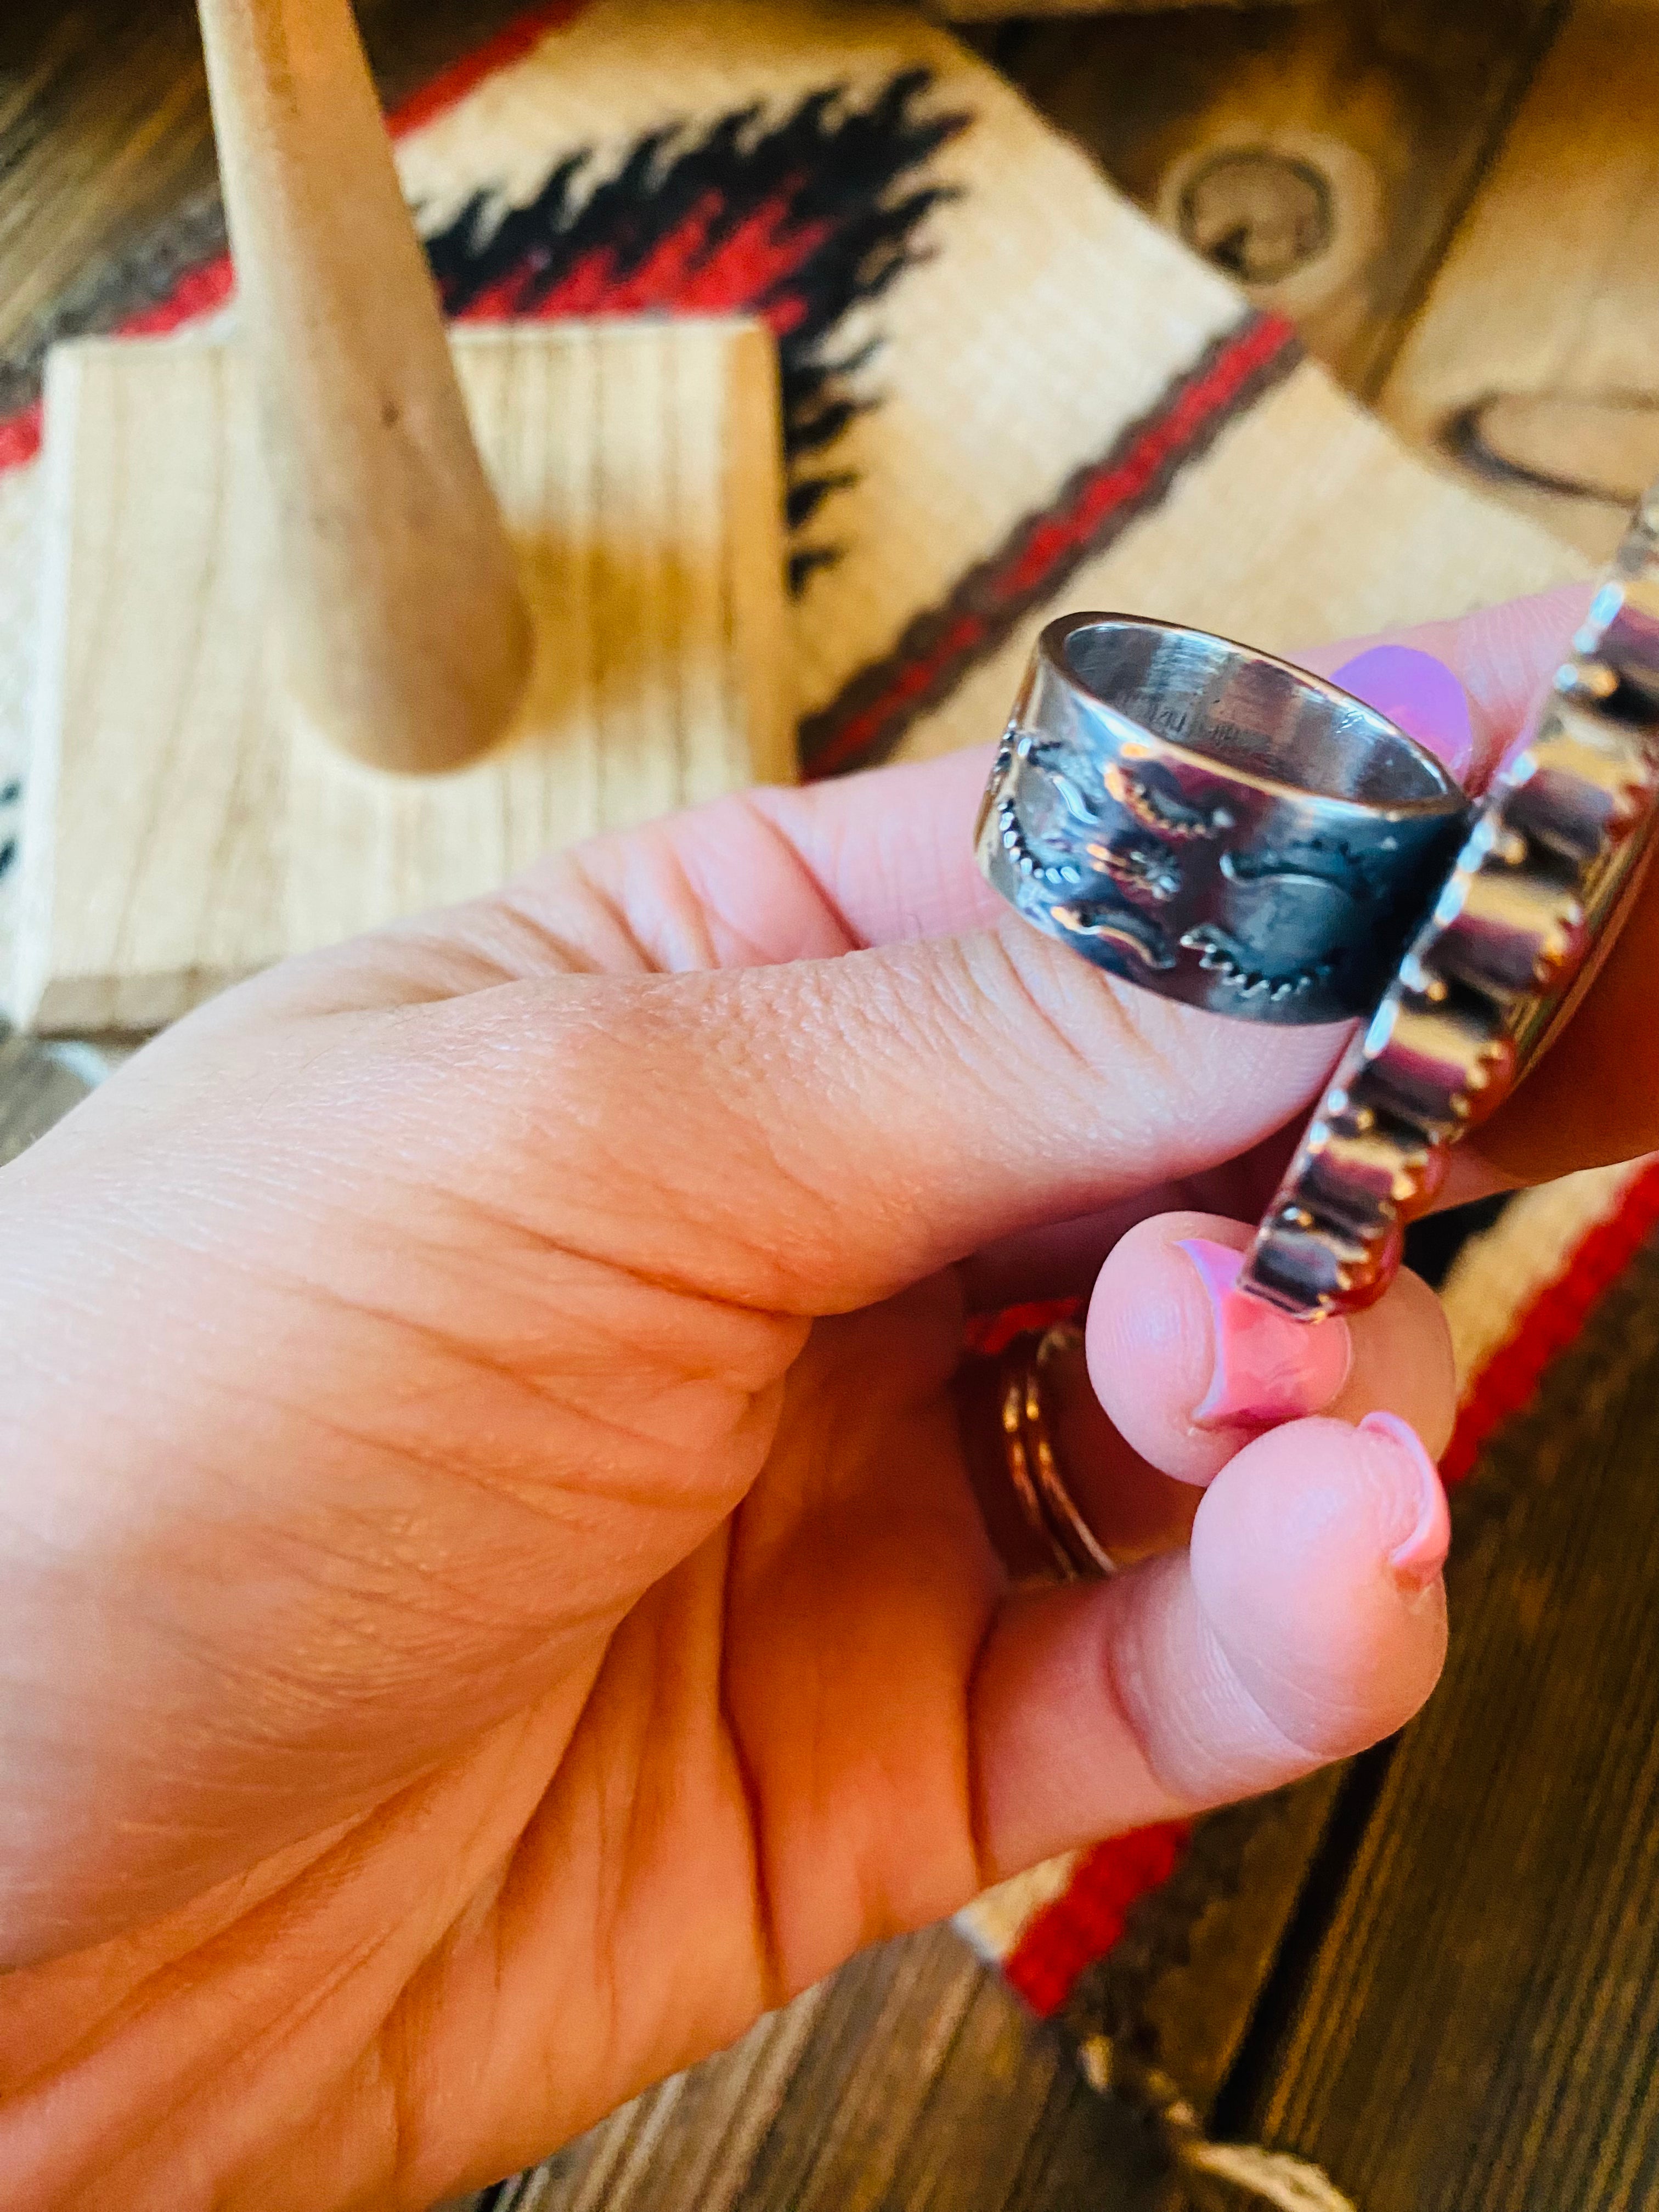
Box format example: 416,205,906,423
1076,2035,1359,2212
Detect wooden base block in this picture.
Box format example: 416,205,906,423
7,318,793,1034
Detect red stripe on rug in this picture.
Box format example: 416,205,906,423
0,403,42,472
0,0,591,476
990,312,1295,607
119,256,236,338
0,252,242,467
799,312,1302,780
1442,1158,1659,1488
384,1,586,137
1003,1821,1189,2018
455,190,831,330
962,1298,1080,1361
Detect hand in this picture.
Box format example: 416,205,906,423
0,585,1641,2209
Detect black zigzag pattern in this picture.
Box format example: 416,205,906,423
422,71,969,590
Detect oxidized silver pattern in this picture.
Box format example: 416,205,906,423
976,616,1470,1026
1243,487,1659,1320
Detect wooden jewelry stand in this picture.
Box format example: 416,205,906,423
4,0,793,1035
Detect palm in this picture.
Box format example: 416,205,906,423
0,1267,992,2208
361,1282,992,2203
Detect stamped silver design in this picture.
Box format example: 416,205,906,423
1243,489,1659,1319
975,615,1470,1026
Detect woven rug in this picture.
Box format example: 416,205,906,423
0,0,1584,886
0,1,1651,2200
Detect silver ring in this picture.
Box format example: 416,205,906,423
1243,491,1659,1321
975,614,1470,1025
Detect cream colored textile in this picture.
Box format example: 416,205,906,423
0,0,1580,974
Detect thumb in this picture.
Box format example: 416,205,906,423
189,585,1596,1319
401,930,1347,1317
971,1408,1450,1878
285,590,1599,1318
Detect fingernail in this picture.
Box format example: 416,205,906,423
1179,1238,1353,1429
1358,1410,1451,1592
1332,644,1475,785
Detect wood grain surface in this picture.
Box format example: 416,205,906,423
1217,1234,1659,2212
0,0,532,415
976,0,1567,393
1380,0,1659,559
483,1926,1166,2212
9,319,792,1032
989,0,1659,556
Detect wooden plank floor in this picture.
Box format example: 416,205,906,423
5,4,1659,2209
975,0,1567,394
0,0,533,414
499,1931,1166,2212
1378,0,1659,560
1219,1239,1659,2212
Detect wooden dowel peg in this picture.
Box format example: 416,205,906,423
195,0,533,775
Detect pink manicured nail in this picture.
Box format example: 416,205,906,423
1179,1238,1353,1429
1332,644,1475,785
1358,1410,1451,1592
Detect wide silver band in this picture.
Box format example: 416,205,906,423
975,616,1470,1026
1243,491,1659,1320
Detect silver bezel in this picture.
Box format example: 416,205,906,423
1243,498,1659,1319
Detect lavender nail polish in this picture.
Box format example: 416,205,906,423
1331,644,1475,785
